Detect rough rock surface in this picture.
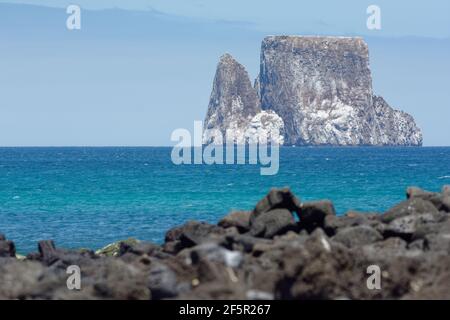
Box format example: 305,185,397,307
204,36,422,146
1,186,449,300
203,53,284,145
372,95,422,146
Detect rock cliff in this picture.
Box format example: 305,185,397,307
203,53,284,144
203,36,422,146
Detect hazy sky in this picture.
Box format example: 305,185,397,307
3,0,450,38
0,1,449,146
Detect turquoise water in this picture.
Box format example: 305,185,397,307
1,147,449,253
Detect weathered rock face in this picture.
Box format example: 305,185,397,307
260,36,377,145
204,36,422,146
203,53,284,145
260,36,422,146
372,95,423,146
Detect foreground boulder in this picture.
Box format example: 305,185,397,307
0,235,16,258
383,213,444,242
299,200,336,232
380,198,438,223
333,225,383,248
164,221,230,254
406,186,450,212
323,211,380,236
218,211,251,232
249,209,296,238
248,188,301,238
252,188,301,217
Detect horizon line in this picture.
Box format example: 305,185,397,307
0,145,448,148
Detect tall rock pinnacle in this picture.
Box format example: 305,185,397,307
372,95,422,146
203,53,284,144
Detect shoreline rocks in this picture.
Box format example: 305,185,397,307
1,186,450,300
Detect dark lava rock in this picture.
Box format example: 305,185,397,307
383,213,442,242
2,186,450,300
119,241,160,257
441,196,450,213
218,211,251,232
406,186,436,199
0,259,51,299
332,225,383,248
37,240,59,265
250,232,305,257
178,280,246,300
1,251,151,300
86,259,151,300
224,234,272,253
380,198,438,223
298,200,336,232
249,208,296,238
165,225,184,243
275,231,363,299
147,261,180,300
0,237,16,258
38,240,56,257
162,240,184,255
323,211,380,236
168,221,226,248
422,219,450,253
253,188,300,218
196,258,231,283
190,242,243,268
361,237,410,260
405,187,450,213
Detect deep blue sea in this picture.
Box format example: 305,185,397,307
1,147,450,253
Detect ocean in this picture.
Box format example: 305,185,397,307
1,146,449,253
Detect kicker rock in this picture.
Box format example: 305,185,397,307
246,110,285,145
372,95,423,146
203,53,284,144
258,35,422,146
204,37,422,146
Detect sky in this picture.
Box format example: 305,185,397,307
0,0,449,146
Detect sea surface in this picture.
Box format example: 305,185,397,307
1,147,449,253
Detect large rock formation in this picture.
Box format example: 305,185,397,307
203,53,284,144
203,36,422,146
372,95,423,146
